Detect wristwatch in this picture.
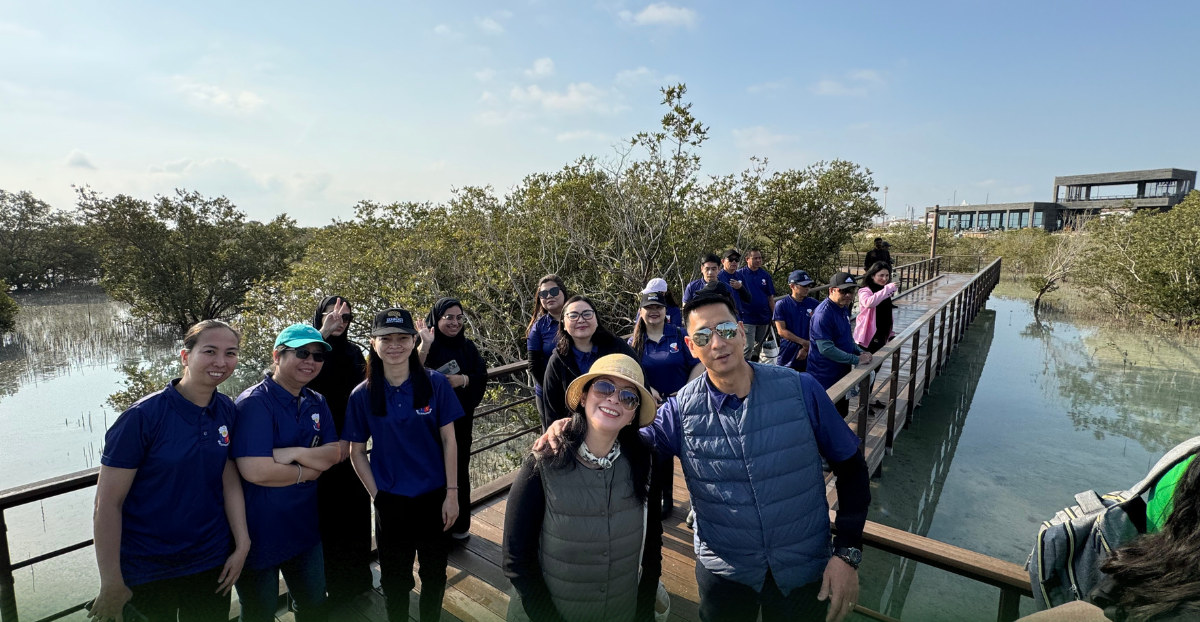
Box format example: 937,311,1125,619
832,546,862,570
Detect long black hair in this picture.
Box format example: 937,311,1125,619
527,274,568,332
534,378,651,504
1099,455,1200,621
364,335,432,417
554,295,620,358
629,303,667,360
863,261,892,292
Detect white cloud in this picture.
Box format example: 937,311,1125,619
510,83,622,114
433,24,454,36
144,158,334,212
619,3,698,28
477,17,504,34
479,91,496,103
524,57,555,79
747,79,787,94
65,149,96,170
812,69,886,97
497,10,515,19
556,130,612,142
174,79,265,113
615,66,655,85
732,126,795,152
475,68,496,82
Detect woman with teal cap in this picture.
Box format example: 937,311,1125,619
232,324,342,622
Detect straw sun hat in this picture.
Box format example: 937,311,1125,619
565,354,657,427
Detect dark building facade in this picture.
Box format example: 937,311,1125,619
926,168,1196,232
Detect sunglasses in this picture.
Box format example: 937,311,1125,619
590,379,640,411
538,286,563,299
564,310,595,321
689,321,739,347
282,348,326,363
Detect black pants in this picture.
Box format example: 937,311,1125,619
654,447,674,512
318,459,374,602
451,414,474,535
128,565,230,622
866,332,888,354
695,565,827,622
788,358,808,373
374,489,449,622
835,397,849,418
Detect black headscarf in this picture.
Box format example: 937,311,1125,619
423,298,488,416
308,295,367,432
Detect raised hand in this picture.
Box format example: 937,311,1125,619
415,318,435,349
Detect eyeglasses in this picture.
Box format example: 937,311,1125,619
590,379,640,411
564,310,595,321
689,321,739,347
440,314,467,322
282,348,326,363
538,286,563,299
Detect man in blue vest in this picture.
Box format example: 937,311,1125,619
536,289,871,622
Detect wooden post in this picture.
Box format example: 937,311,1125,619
886,348,900,450
930,205,940,259
923,317,935,393
936,307,948,372
997,587,1021,622
857,374,872,446
948,298,959,351
906,329,920,426
0,512,17,622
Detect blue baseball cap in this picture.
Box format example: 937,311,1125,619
273,324,332,351
788,270,815,286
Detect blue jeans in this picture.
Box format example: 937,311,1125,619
236,543,328,622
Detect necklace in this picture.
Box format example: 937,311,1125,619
578,439,621,469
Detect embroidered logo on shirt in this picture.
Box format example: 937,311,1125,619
807,309,814,317
417,405,433,415
761,279,767,286
311,413,321,431
669,342,679,353
217,425,230,447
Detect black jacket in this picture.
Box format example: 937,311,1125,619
864,249,893,271
541,335,639,430
308,295,367,434
423,298,489,417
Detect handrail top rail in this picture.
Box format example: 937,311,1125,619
827,257,1000,400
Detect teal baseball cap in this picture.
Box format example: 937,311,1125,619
274,324,332,351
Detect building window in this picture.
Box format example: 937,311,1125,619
1007,212,1020,229
1032,212,1044,228
1020,212,1030,228
938,214,947,229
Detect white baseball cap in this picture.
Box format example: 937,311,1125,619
641,278,668,294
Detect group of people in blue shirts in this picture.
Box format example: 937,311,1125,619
90,296,488,622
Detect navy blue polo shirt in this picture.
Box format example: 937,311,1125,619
232,375,337,570
806,298,858,390
100,380,235,586
573,345,598,373
735,267,777,325
665,305,683,330
343,370,466,497
643,371,859,462
631,325,699,396
715,271,744,315
773,296,820,369
526,314,560,393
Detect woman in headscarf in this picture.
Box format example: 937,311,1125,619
853,262,899,354
416,297,489,540
308,296,373,604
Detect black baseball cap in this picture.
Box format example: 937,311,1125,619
371,307,418,336
640,292,666,308
830,272,859,290
721,248,741,261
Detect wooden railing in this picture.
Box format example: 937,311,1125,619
0,259,1020,622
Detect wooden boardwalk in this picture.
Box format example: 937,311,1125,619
303,271,990,622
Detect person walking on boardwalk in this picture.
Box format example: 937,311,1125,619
416,297,488,540
640,277,683,329
683,253,751,308
527,275,567,429
308,296,373,605
541,295,640,428
232,324,341,622
807,272,873,417
734,249,777,361
773,270,820,373
854,262,899,354
538,290,871,622
344,307,465,622
504,354,664,622
863,238,892,271
89,320,249,622
629,290,704,518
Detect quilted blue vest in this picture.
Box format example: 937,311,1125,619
677,362,830,594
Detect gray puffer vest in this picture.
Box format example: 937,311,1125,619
507,453,647,622
677,363,830,594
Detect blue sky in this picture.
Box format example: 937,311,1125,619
2,1,1197,226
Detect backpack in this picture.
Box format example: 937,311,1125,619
1027,436,1200,610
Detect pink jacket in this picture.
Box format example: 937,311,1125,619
853,283,898,347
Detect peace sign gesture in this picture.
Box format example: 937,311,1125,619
320,298,352,339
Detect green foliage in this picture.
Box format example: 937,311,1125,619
1077,191,1200,327
0,190,101,290
80,188,305,332
0,281,17,334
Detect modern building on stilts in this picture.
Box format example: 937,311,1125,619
925,167,1196,232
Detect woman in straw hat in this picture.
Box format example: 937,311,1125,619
502,353,666,622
